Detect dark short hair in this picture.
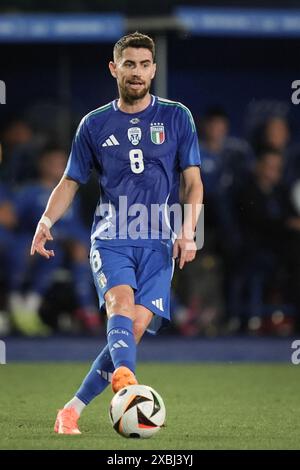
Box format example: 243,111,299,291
204,106,229,122
113,31,155,62
256,147,283,161
40,143,67,159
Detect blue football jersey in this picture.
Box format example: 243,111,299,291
65,95,201,250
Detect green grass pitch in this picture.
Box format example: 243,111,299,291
0,362,299,450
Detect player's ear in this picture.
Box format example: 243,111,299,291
151,63,157,80
109,61,117,78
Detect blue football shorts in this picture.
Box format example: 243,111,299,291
90,243,175,334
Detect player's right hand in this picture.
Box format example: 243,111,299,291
30,223,55,259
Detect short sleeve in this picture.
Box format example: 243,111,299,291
177,105,201,171
64,116,95,184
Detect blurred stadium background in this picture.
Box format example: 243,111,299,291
1,2,300,363
2,0,300,452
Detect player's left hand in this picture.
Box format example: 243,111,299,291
173,236,197,269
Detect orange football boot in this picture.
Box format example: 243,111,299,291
54,408,81,435
111,366,138,393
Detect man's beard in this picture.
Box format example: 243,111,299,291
119,81,150,104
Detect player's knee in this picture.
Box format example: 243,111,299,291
106,294,135,318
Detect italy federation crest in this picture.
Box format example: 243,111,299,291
150,123,165,145
97,272,107,289
128,127,142,145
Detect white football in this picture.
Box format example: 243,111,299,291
109,384,166,438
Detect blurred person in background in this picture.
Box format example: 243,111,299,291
263,116,300,226
199,107,253,192
259,116,290,154
253,115,300,186
8,144,100,336
179,107,253,334
234,148,300,332
0,118,44,186
199,107,253,246
0,181,17,333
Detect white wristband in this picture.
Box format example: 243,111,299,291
39,215,52,229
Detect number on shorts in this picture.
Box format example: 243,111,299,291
91,249,102,273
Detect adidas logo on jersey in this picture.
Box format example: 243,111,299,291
102,135,120,147
151,298,164,311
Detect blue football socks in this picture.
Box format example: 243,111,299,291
75,315,136,405
107,314,136,372
76,344,114,405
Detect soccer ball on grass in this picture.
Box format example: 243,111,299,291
109,384,166,438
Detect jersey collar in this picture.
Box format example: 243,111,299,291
112,95,156,115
